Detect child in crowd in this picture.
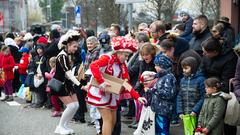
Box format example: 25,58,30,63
84,36,102,135
177,57,205,117
175,24,192,42
98,32,112,56
15,47,30,84
140,71,157,106
45,57,62,117
0,46,15,101
197,77,231,135
145,52,177,135
28,44,47,108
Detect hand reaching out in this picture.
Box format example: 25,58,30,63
138,97,147,104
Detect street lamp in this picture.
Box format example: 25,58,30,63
96,7,102,34
43,5,51,22
46,4,51,22
65,11,69,29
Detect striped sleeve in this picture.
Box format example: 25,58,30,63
58,54,71,72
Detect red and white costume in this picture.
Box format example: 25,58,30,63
86,36,140,110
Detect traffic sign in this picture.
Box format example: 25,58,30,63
75,6,81,14
75,6,81,25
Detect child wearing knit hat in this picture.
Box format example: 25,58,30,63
144,52,177,135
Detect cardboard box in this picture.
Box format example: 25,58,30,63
77,64,85,81
90,73,132,94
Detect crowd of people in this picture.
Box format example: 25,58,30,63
0,11,240,135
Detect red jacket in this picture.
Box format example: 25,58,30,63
2,53,15,80
90,54,140,100
16,53,30,74
0,52,4,68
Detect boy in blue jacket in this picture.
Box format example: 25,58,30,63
177,56,205,117
146,52,177,135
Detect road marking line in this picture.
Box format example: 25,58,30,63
5,101,21,106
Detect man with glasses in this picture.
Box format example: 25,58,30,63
149,20,167,44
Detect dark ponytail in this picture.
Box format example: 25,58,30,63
202,36,223,53
160,34,177,51
205,77,224,91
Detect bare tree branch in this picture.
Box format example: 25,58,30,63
193,0,220,21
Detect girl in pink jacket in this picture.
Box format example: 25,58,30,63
45,57,62,117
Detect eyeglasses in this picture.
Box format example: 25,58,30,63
211,30,217,33
151,31,158,34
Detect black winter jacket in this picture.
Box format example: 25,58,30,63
201,47,237,92
189,28,212,55
129,58,156,95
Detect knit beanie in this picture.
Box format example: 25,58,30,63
37,36,48,45
154,53,172,70
140,71,156,84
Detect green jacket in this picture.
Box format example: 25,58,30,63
198,92,231,135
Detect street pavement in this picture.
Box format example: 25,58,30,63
0,97,185,135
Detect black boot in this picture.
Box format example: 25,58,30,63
5,96,13,102
1,95,9,101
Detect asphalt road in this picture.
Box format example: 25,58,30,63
0,97,185,135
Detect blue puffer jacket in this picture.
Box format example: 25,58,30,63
149,70,177,118
180,17,193,38
177,71,205,115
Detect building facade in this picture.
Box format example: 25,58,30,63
0,0,27,32
220,0,240,37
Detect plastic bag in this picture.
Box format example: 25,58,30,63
224,92,240,126
17,84,27,99
25,87,31,101
134,106,155,135
182,114,197,135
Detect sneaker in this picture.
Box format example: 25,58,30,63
33,104,43,108
26,100,32,103
64,123,74,134
51,111,62,117
5,96,14,102
1,95,9,101
13,93,17,97
64,127,74,134
170,120,180,127
28,103,36,108
54,126,71,135
79,118,86,123
87,121,95,126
